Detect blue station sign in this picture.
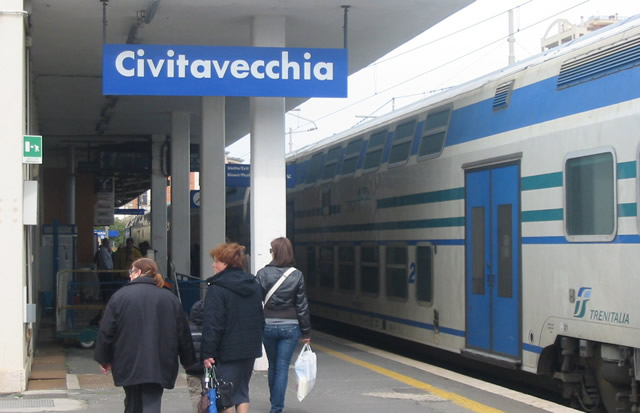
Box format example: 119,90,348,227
103,44,348,97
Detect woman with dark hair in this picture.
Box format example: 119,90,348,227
94,257,196,413
201,242,264,413
255,237,311,413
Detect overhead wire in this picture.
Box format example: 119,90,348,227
310,0,592,126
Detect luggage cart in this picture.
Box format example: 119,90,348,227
55,269,127,348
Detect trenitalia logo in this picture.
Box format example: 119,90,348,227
573,287,591,318
103,44,348,97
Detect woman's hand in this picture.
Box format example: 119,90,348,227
302,338,311,344
203,357,215,368
99,363,112,374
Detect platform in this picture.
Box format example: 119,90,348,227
0,325,580,413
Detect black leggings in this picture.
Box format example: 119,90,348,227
123,383,164,413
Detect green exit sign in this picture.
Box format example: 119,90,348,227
23,135,43,164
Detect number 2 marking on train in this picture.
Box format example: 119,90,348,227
409,262,416,284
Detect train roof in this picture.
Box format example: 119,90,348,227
286,13,640,161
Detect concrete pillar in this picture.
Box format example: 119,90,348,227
250,15,287,274
0,2,27,392
170,112,190,277
250,15,286,372
200,97,226,281
151,135,168,277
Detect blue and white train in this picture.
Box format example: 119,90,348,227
283,15,640,412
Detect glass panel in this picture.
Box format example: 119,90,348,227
321,162,338,180
345,138,363,155
360,246,379,294
363,149,383,169
338,246,355,291
319,246,334,288
566,152,615,235
340,139,362,175
306,246,316,286
472,207,485,295
304,153,325,184
386,247,407,299
340,157,358,175
325,147,341,162
497,204,513,298
419,131,446,157
394,120,416,139
295,162,306,184
369,130,387,148
425,109,451,130
389,141,412,164
416,246,432,302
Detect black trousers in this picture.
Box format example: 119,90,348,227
123,383,164,413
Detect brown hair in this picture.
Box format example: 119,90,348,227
131,258,164,288
210,242,246,269
270,237,295,267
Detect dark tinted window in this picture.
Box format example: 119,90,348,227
363,130,387,170
340,138,363,176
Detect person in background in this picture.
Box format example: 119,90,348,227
201,242,264,413
94,257,196,413
138,241,151,258
255,237,311,413
95,238,115,302
185,299,205,413
114,238,143,273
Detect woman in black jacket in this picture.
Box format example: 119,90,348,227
201,242,264,413
94,258,196,413
255,237,311,413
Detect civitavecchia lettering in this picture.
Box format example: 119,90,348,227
115,50,334,81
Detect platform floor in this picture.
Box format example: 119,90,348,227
0,320,580,413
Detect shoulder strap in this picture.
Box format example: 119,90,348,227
264,267,296,307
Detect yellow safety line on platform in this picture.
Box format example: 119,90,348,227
313,343,504,413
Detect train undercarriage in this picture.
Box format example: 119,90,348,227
543,337,640,413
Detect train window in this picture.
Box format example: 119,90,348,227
363,129,387,171
295,161,307,185
319,246,335,288
338,246,355,291
388,119,416,166
360,246,379,295
418,106,451,161
306,246,316,286
416,246,433,304
304,152,325,185
564,148,617,242
321,146,342,181
340,137,363,176
386,246,408,299
471,207,485,294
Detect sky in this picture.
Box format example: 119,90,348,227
226,0,639,162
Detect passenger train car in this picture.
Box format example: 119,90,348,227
284,15,640,412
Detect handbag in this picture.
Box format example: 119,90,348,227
198,366,234,413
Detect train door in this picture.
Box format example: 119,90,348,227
465,163,521,359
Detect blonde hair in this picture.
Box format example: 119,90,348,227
131,258,164,288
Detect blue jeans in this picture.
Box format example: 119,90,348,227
262,323,301,413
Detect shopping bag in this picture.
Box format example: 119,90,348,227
294,343,317,401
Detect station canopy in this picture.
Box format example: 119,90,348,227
29,0,473,204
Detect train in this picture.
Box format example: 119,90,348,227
284,14,640,413
126,15,640,411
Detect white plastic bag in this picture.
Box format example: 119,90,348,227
294,343,317,401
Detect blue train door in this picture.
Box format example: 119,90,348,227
465,163,520,359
